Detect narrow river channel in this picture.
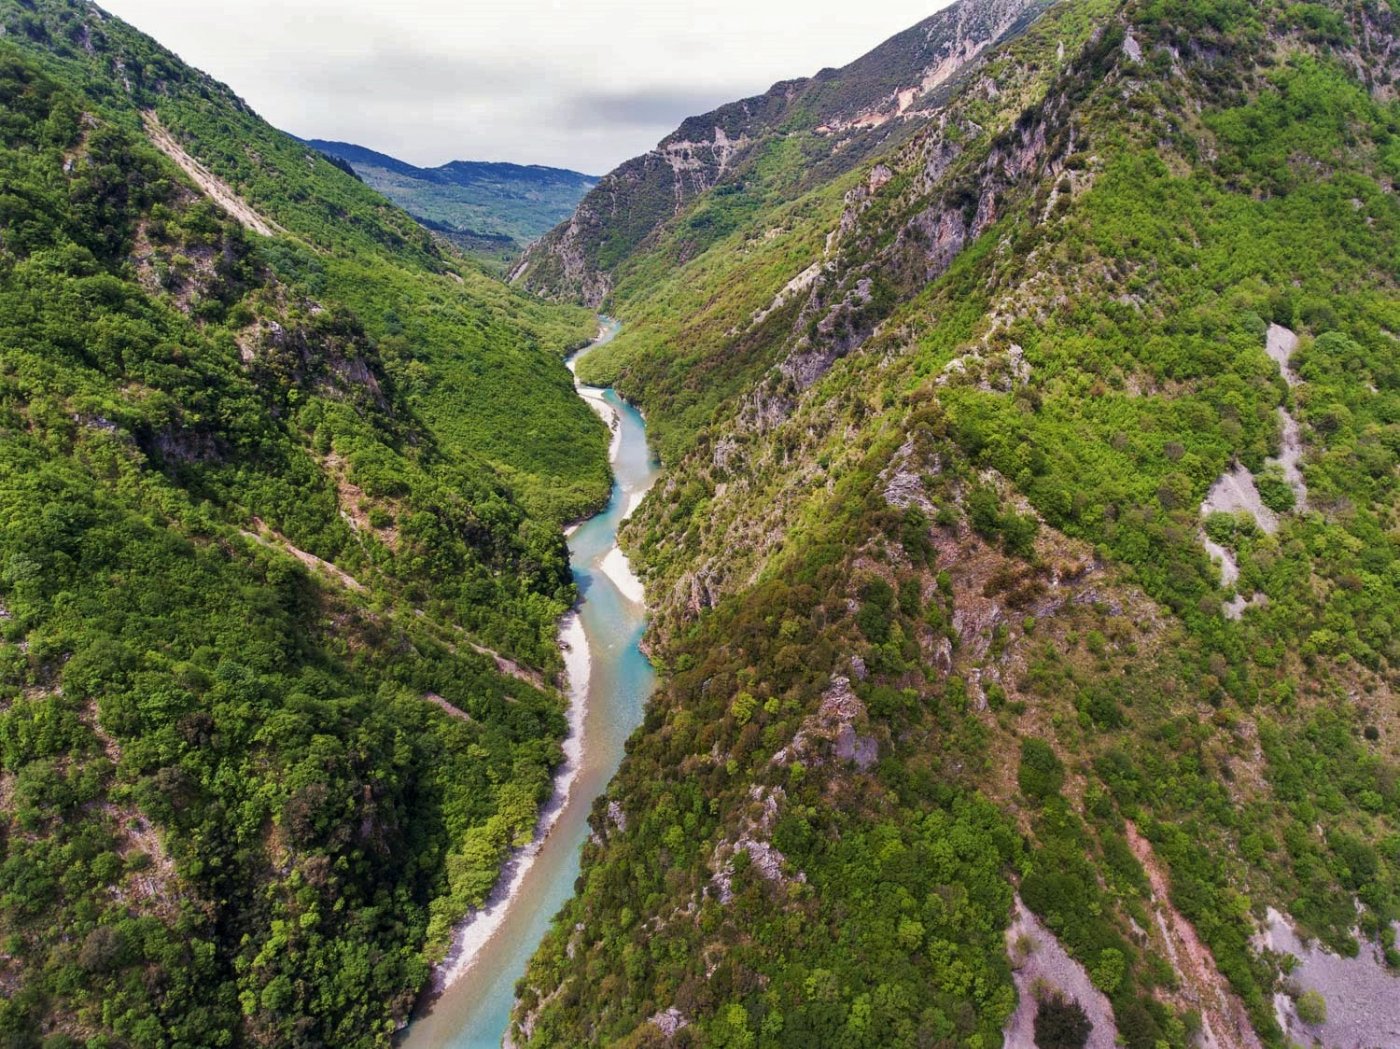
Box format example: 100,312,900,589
400,319,657,1049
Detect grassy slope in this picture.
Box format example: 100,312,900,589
512,1,1400,1047
6,0,608,522
0,2,608,1045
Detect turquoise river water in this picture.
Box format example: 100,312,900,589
400,319,657,1048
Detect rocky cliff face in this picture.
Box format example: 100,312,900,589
512,0,1052,305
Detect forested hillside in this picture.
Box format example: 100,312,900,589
510,1,1400,1047
0,0,608,1044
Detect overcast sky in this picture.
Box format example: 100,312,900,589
97,0,955,174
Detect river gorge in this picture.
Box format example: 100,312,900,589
401,320,657,1048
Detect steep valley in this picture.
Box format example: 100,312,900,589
0,0,608,1044
1,0,1400,1048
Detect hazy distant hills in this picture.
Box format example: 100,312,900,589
307,139,597,262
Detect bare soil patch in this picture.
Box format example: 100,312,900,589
1004,897,1119,1049
1125,822,1263,1049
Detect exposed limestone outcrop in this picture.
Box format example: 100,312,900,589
709,786,805,903
883,438,939,514
763,38,1073,412
1199,325,1309,614
1265,325,1309,511
1004,896,1119,1049
647,1007,689,1039
515,0,1053,304
1202,464,1279,536
771,676,879,771
1255,908,1400,1049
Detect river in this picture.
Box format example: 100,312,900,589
399,318,657,1049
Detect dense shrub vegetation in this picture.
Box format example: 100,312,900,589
0,3,609,1042
5,0,1400,1044
511,0,1400,1046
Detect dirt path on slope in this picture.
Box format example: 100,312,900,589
240,522,548,694
424,692,476,724
242,518,365,591
143,113,283,237
461,638,547,691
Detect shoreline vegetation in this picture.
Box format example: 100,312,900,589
401,316,658,1047
415,320,623,1008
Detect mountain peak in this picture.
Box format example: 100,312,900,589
514,0,1053,305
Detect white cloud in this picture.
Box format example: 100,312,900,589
97,0,955,173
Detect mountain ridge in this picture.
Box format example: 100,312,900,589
305,139,598,184
512,0,1053,305
307,138,597,265
0,0,608,1043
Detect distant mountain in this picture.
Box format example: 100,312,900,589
514,0,1051,304
306,140,597,259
